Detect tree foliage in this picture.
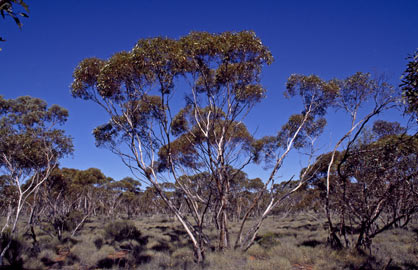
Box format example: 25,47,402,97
0,96,73,176
401,49,418,119
0,0,28,46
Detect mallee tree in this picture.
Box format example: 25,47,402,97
71,31,273,261
0,96,72,266
306,121,418,250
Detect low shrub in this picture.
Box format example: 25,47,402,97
257,231,280,249
71,241,116,267
103,220,142,243
94,237,104,249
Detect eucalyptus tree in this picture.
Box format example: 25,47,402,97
0,96,72,265
306,121,417,250
71,167,109,216
319,73,398,247
71,31,272,261
294,73,398,248
342,130,418,249
234,74,337,250
37,167,78,240
108,177,141,218
35,167,114,239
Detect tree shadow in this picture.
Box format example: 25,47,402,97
403,262,418,270
0,236,24,269
295,224,318,231
164,228,187,242
155,225,169,232
97,257,127,269
151,240,171,252
298,239,322,248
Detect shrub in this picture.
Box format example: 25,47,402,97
247,244,269,260
38,249,56,267
71,241,116,267
257,232,280,249
103,220,142,243
64,210,86,231
205,250,247,270
94,237,104,249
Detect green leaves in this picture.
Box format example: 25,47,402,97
372,120,406,139
0,96,73,172
0,0,29,48
71,31,273,170
286,74,338,116
400,49,418,117
71,58,106,100
71,31,273,105
93,122,117,147
0,0,29,24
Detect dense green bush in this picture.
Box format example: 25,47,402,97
103,220,142,243
94,237,104,249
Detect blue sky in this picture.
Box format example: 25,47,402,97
1,0,417,182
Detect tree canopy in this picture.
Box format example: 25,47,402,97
0,96,73,173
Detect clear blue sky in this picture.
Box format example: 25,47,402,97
1,0,417,182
